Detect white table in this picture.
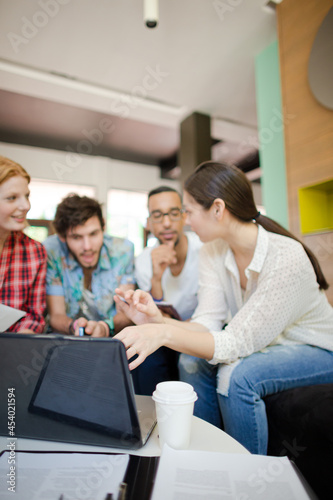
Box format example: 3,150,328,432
0,416,249,457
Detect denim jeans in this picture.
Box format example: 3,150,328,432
180,345,333,454
131,347,179,395
178,353,222,428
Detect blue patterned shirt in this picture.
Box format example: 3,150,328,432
43,234,135,319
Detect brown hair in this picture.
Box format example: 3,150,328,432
184,161,328,290
53,194,104,238
0,156,30,185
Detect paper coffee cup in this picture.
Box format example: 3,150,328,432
152,381,197,450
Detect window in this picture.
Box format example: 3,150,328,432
107,189,149,256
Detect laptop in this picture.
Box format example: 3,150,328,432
0,333,156,450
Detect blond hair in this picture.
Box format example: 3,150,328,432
0,156,30,185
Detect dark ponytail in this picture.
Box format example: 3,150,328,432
184,161,329,290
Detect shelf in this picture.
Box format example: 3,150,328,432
298,179,333,234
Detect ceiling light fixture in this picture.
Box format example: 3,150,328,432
144,0,159,28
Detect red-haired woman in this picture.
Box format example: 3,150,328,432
0,156,46,333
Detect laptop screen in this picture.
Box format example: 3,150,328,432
0,334,144,449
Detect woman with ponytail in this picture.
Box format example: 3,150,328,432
115,161,333,454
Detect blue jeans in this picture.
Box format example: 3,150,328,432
180,345,333,454
131,347,179,395
178,353,222,428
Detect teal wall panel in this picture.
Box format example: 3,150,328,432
255,40,289,229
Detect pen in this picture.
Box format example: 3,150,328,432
116,294,129,306
79,327,85,336
117,482,127,500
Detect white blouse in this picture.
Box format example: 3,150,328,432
191,225,333,365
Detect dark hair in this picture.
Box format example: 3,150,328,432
53,194,104,238
185,161,328,290
148,186,182,201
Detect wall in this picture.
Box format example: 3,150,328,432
277,0,333,304
255,40,288,229
0,142,180,216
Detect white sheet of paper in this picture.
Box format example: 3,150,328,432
0,451,129,499
151,445,312,500
0,304,26,332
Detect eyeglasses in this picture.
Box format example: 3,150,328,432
149,208,184,223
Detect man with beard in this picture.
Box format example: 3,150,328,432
44,194,135,337
132,186,202,394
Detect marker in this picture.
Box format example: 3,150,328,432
79,327,85,336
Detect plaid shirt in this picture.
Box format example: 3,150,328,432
0,231,47,333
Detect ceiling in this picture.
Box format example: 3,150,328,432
0,0,278,179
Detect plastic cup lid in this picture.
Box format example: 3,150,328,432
152,381,198,404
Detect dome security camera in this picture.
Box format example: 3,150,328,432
144,0,159,28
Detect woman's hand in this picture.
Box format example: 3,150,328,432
114,323,165,370
114,288,164,325
74,317,109,337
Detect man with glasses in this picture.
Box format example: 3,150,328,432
132,186,202,394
